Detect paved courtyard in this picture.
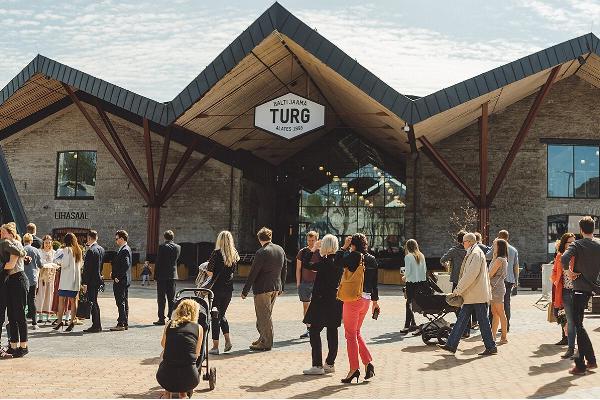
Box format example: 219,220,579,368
3,283,600,399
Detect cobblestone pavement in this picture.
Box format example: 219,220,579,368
2,283,599,398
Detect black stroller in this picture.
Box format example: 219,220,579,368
173,288,217,393
410,276,460,345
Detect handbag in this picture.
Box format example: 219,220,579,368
547,305,557,323
336,254,365,302
76,290,91,319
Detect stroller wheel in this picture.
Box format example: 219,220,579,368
437,327,451,345
421,331,437,345
208,367,217,391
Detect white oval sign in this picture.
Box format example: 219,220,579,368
254,93,325,140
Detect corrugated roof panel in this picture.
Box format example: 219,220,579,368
117,89,127,108
205,65,218,87
172,95,184,116
73,71,83,88
39,57,50,74
124,92,134,110
484,71,499,91
512,61,525,80
538,51,551,69
314,38,334,62
546,47,560,65
138,98,149,116
565,41,577,59
326,47,345,70
145,101,156,119
221,47,236,72
239,29,254,53
577,36,590,53
424,95,440,116
180,84,194,111
348,63,367,87
474,75,489,94
359,71,378,94
381,87,398,110
293,24,314,47
229,39,246,64
131,95,142,114
151,106,164,124
212,56,227,81
337,57,355,80
571,39,583,56
65,67,76,85
56,64,66,81
258,12,275,36
520,58,533,76
555,44,569,63
455,82,470,103
414,98,429,120
528,54,542,74
304,31,321,54
249,20,264,46
434,90,450,112
195,73,209,97
279,12,302,38
110,86,121,104
464,79,479,99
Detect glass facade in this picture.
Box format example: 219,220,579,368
547,214,600,259
55,151,97,199
298,164,406,252
548,144,600,198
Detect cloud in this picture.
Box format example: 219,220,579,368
515,0,600,33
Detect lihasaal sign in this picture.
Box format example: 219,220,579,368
254,93,325,140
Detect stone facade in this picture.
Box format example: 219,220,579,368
405,75,600,265
0,104,274,258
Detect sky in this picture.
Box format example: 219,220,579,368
1,0,600,101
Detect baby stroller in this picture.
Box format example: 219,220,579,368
173,288,217,394
411,276,460,345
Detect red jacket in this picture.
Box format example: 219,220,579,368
551,252,574,308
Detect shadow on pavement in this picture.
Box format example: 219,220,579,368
526,375,582,398
118,385,163,399
289,383,356,398
530,343,564,358
239,373,328,393
418,354,479,371
141,356,161,365
400,345,435,353
369,331,406,345
528,359,572,376
459,345,485,356
28,330,84,338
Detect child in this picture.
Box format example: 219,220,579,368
141,261,151,286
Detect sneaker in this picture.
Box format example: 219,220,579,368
303,366,325,375
109,325,127,331
323,364,335,373
561,348,575,359
153,320,166,326
299,330,310,339
0,347,12,359
13,347,28,358
569,366,586,375
224,341,232,352
478,348,498,356
83,327,102,333
555,337,568,346
208,348,219,355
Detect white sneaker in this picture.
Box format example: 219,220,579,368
303,366,325,375
208,348,219,355
323,364,335,373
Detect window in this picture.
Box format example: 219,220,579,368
548,145,600,198
55,151,97,199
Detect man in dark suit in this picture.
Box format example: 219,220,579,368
25,223,43,249
241,227,287,351
81,230,105,333
153,230,181,325
110,230,132,331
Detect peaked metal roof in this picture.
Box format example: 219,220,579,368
0,2,599,143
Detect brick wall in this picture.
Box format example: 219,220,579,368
0,104,259,258
405,75,600,265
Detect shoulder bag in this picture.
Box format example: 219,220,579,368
336,254,365,302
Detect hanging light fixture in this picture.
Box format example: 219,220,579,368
326,171,331,176
349,187,355,193
388,188,394,194
384,182,390,188
359,195,364,201
318,166,324,171
341,182,348,188
333,175,339,181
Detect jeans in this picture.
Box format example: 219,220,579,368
156,280,176,321
211,291,232,341
309,325,338,367
253,291,277,348
343,298,372,371
572,291,596,370
561,288,576,348
452,282,474,335
113,281,129,326
447,303,496,351
6,272,28,343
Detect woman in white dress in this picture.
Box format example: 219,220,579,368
35,235,58,323
53,233,83,332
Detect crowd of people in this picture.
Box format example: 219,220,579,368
0,216,598,398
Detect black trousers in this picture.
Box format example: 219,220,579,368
211,291,232,341
572,291,596,369
6,272,28,343
26,285,36,324
0,283,9,342
156,280,176,321
309,325,338,367
88,284,102,329
113,281,129,326
404,281,423,328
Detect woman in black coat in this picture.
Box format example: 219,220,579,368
301,234,343,375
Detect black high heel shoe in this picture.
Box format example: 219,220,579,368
365,363,375,380
53,322,64,331
341,370,360,384
65,323,75,332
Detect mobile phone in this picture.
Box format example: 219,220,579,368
372,307,380,320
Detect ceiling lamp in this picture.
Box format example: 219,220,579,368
368,203,374,207
326,171,332,176
365,199,370,205
394,195,400,200
318,166,324,171
373,166,378,171
388,188,394,194
359,195,364,201
333,176,339,181
384,182,390,188
342,182,348,188
349,187,355,193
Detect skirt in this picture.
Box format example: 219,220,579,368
57,289,78,298
156,362,200,393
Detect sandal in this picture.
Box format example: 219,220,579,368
0,348,12,359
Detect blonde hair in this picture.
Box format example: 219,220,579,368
169,299,200,329
307,231,319,240
215,230,240,268
405,239,424,264
23,233,33,244
1,223,21,243
319,234,338,257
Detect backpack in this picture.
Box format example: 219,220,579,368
336,254,365,302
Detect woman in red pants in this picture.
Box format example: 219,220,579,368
335,233,380,383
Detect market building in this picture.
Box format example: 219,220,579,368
1,2,600,272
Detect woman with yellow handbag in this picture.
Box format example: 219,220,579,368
335,233,380,384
